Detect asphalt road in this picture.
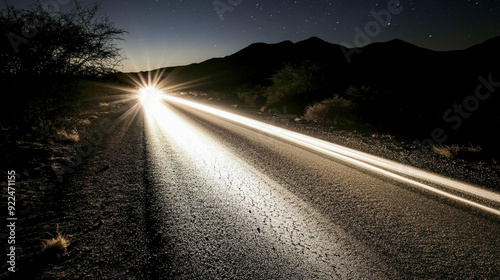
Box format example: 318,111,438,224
139,98,500,279
25,96,499,279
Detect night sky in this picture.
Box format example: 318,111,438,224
5,0,500,72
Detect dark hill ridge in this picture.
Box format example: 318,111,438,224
362,38,434,52
130,37,352,91
134,36,500,95
124,36,500,152
464,36,500,52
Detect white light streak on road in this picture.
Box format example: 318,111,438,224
161,95,500,217
142,93,386,278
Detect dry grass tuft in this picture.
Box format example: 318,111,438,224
55,129,79,143
433,144,482,159
42,225,70,257
465,145,482,153
433,145,459,158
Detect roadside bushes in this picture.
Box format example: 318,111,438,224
304,96,358,126
264,61,326,113
237,84,267,107
236,61,377,128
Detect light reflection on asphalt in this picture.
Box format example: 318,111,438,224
161,95,500,217
142,98,385,278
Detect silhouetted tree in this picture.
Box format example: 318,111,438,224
0,1,126,139
1,0,126,78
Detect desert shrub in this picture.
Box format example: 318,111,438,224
237,84,267,106
265,61,325,113
304,96,357,126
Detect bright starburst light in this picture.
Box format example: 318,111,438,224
138,86,163,106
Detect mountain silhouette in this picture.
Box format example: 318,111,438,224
124,36,500,153
134,36,499,96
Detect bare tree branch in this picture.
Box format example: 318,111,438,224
0,0,127,78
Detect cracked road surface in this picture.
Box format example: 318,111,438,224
140,99,500,279
143,101,386,279
38,97,500,279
